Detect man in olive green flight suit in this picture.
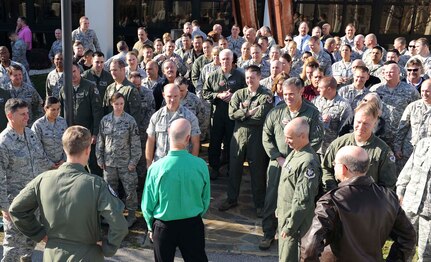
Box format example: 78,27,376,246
277,117,321,262
322,101,397,192
59,62,103,176
259,77,323,250
9,126,129,262
202,49,246,179
218,65,273,215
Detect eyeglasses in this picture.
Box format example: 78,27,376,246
284,39,293,42
407,68,419,72
408,45,415,48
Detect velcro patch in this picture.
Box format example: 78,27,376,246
305,168,315,179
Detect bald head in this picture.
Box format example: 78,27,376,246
352,59,366,68
169,118,191,149
335,146,370,179
284,117,310,150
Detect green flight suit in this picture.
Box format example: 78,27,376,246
9,163,129,262
191,55,212,87
227,86,273,207
202,68,246,171
322,132,397,191
261,100,323,240
276,144,321,262
82,68,114,101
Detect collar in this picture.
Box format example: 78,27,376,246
60,162,88,173
167,150,189,156
338,175,375,187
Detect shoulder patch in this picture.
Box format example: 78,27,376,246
93,87,100,95
389,152,396,163
266,95,273,104
305,168,316,179
108,185,118,198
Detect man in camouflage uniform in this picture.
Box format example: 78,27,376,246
146,84,200,165
8,32,28,71
338,65,370,110
308,36,333,76
82,51,114,100
259,77,323,250
142,60,162,91
0,46,30,87
104,59,142,126
71,16,101,52
4,64,42,126
96,93,141,227
277,117,321,261
175,34,203,80
374,49,407,82
227,24,245,57
48,29,62,61
322,102,397,191
191,39,213,87
218,65,273,214
369,63,420,151
414,38,431,74
46,52,64,98
397,136,431,261
394,79,431,172
59,62,103,176
241,44,270,78
203,49,246,179
313,76,353,155
0,99,53,261
259,60,282,90
129,71,155,192
153,40,187,77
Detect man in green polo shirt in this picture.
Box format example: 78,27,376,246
142,118,210,261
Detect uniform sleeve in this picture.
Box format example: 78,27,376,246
396,150,414,197
45,75,52,97
32,89,43,121
191,58,201,87
309,110,324,151
96,120,105,167
98,181,129,257
202,74,219,102
92,30,101,52
394,104,412,153
146,112,157,137
9,178,46,242
386,205,417,261
189,114,201,136
321,143,338,192
228,92,247,121
262,109,282,160
0,144,10,211
90,84,103,135
283,162,321,235
195,98,209,134
301,196,338,262
337,103,353,135
129,119,142,166
128,88,143,126
378,148,397,189
142,168,159,230
246,94,273,126
31,121,42,142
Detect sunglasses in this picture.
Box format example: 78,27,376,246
284,39,293,42
408,45,415,48
407,68,419,72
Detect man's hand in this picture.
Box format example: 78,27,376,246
91,135,97,144
128,164,136,172
322,114,331,123
276,157,286,167
148,231,153,242
96,241,102,247
42,236,48,243
246,106,259,117
98,164,106,170
280,231,288,239
399,196,403,206
2,211,11,222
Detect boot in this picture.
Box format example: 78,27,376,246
127,210,137,228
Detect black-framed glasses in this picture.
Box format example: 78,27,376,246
285,39,293,42
407,68,419,72
409,45,415,48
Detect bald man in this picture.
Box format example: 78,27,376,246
143,118,210,262
302,146,416,261
276,117,321,261
259,60,282,90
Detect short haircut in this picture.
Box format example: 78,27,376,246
339,150,370,174
117,41,128,51
372,46,383,53
283,77,304,90
354,65,369,74
219,49,233,58
44,96,60,108
245,65,261,76
194,35,204,41
383,60,397,66
127,50,138,58
251,43,262,50
142,44,154,51
174,76,189,87
354,100,379,119
83,49,93,57
169,119,191,144
7,64,23,75
387,49,400,57
319,76,337,89
258,36,269,43
417,37,429,48
138,26,148,33
309,35,320,43
92,51,105,58
62,126,92,156
406,57,423,68
394,37,406,46
203,39,214,46
181,33,192,39
280,52,292,63
111,58,127,68
73,41,83,47
5,98,28,115
110,92,125,103
191,20,200,27
161,59,177,71
340,44,352,52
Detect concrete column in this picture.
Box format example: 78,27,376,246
85,0,114,58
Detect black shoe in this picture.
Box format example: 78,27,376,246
218,199,238,211
258,237,274,250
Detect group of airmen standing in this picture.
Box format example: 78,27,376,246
0,14,430,261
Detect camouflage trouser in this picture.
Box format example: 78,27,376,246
104,166,138,211
2,217,35,262
407,212,431,261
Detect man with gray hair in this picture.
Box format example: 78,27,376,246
303,145,416,261
143,118,210,261
277,117,321,261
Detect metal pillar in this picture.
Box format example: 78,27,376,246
61,0,74,126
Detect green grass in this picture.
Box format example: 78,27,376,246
30,73,48,100
383,240,418,261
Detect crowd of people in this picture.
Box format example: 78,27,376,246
0,13,430,261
